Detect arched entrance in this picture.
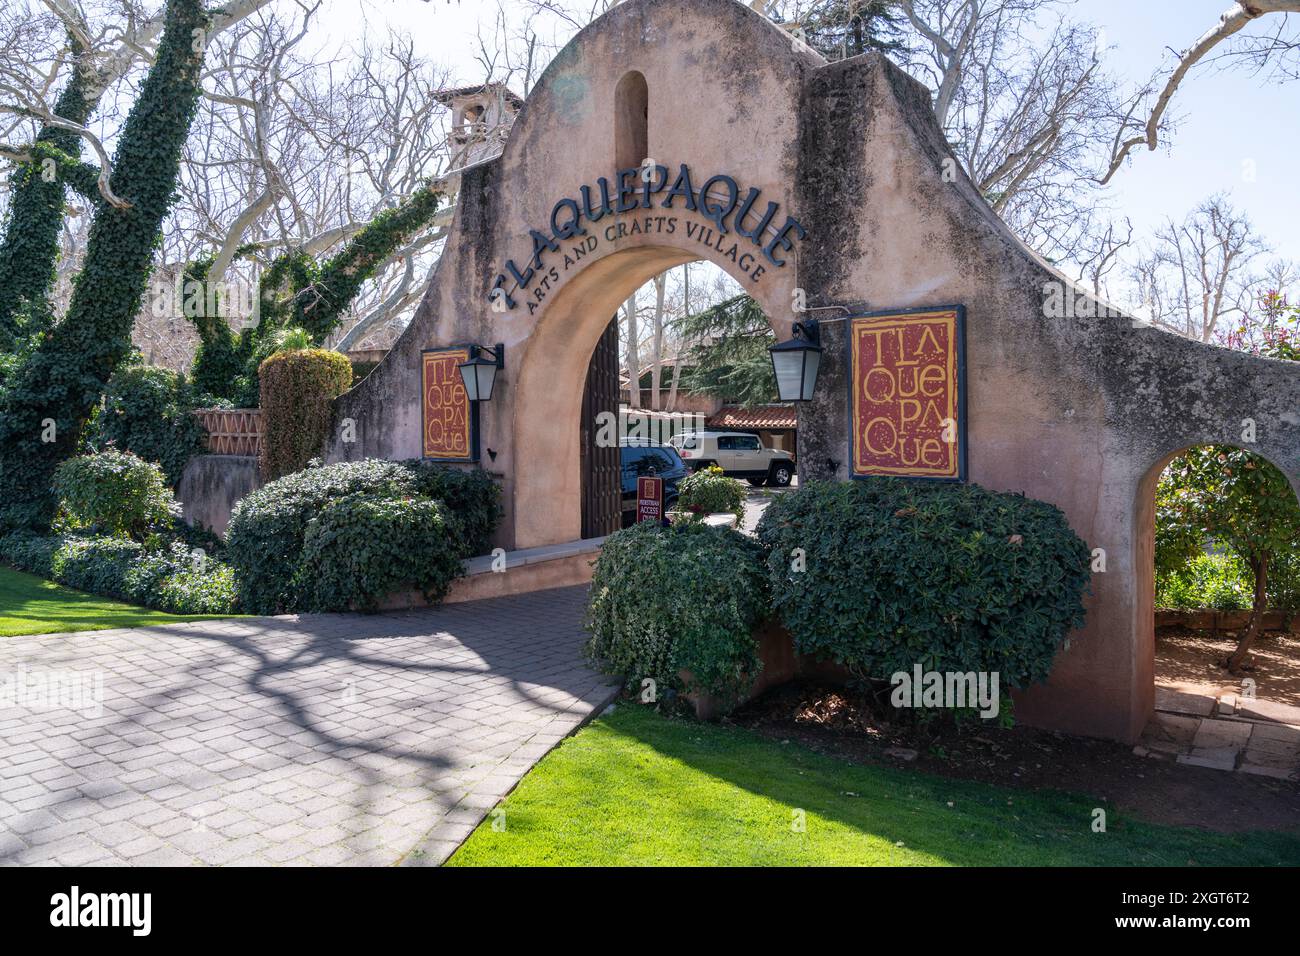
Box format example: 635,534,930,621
511,244,785,547
1137,444,1300,750
326,0,1300,743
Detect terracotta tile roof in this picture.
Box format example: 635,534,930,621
706,404,798,430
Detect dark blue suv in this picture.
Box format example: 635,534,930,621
620,440,688,527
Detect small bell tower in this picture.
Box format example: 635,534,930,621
435,83,524,166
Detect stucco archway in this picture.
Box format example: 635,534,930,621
326,0,1300,743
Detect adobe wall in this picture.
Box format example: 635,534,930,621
326,0,1300,742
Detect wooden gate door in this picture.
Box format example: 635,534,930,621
581,316,621,538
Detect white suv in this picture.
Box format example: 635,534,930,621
669,430,795,486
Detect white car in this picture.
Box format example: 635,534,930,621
668,430,795,486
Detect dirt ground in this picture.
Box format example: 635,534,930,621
729,682,1300,833
1156,625,1300,708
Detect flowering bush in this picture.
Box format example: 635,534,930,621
676,465,746,528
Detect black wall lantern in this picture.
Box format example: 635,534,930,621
769,320,821,402
457,343,505,402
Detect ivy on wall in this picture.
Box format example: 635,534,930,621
0,0,212,532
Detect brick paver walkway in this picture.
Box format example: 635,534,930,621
0,586,616,866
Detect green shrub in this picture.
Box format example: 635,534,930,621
2,531,238,615
53,450,181,540
86,362,207,486
676,464,746,528
0,530,60,577
226,459,412,612
400,458,502,557
1268,547,1300,622
296,495,463,612
1156,551,1252,611
585,521,769,698
225,458,500,613
51,535,144,597
139,545,239,614
258,348,353,481
756,479,1091,689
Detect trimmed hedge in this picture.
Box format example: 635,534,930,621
756,479,1091,689
296,496,463,612
0,532,238,615
585,521,770,698
225,458,501,614
258,348,353,481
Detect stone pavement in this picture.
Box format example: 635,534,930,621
1135,687,1300,779
0,586,617,866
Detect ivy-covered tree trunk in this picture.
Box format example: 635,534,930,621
0,0,211,532
1227,554,1271,673
191,183,442,403
0,43,96,350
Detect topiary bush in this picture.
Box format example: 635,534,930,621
296,495,463,612
225,458,500,613
86,361,207,486
585,521,770,699
675,464,746,528
258,348,353,481
756,479,1091,689
53,450,181,540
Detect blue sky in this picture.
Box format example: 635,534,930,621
1083,0,1299,264
325,0,1299,265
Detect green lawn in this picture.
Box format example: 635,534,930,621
448,704,1300,867
0,565,235,636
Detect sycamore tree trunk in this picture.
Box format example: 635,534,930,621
0,0,211,532
623,291,639,409
1226,554,1270,673
0,45,96,348
650,274,665,411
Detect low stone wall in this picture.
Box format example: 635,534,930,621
178,455,263,538
1155,609,1294,632
378,537,605,610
